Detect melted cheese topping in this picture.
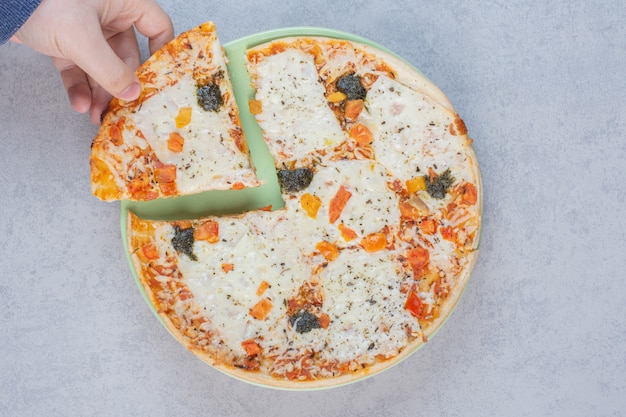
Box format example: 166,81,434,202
169,212,309,352
360,75,472,185
286,159,400,253
133,74,257,194
319,249,417,362
248,49,348,161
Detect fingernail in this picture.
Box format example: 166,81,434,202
119,82,141,101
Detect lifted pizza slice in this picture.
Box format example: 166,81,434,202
91,22,259,201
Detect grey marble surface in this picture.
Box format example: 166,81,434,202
1,1,624,416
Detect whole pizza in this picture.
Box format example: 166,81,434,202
92,22,482,389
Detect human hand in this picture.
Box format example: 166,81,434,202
12,0,174,124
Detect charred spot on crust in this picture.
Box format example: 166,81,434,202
425,169,455,199
336,73,367,101
277,167,314,193
171,225,197,261
289,310,321,333
196,83,222,112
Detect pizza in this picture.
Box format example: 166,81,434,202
90,22,260,201
114,24,481,389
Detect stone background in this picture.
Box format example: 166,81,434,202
1,1,624,416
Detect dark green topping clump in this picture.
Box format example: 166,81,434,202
336,73,367,100
425,169,455,199
277,167,314,193
171,225,197,261
197,83,223,112
289,310,321,334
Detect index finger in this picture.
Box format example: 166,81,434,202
130,0,175,54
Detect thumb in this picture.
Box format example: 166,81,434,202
63,22,141,102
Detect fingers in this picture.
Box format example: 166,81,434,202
59,14,141,102
130,0,175,54
53,27,142,124
90,28,142,123
53,57,93,114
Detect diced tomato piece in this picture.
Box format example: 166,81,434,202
461,182,478,205
344,99,364,120
248,99,262,114
399,202,421,220
167,132,185,152
419,218,437,235
318,313,331,329
175,107,192,128
406,246,429,275
327,91,346,103
349,122,373,146
406,176,426,194
405,288,428,319
231,182,246,190
316,241,339,261
154,164,176,184
256,280,270,297
249,298,272,320
241,339,262,356
141,244,159,260
300,193,322,219
329,185,352,224
221,263,234,273
361,233,387,252
338,223,358,241
440,226,456,242
194,220,219,243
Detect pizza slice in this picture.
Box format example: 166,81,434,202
90,22,260,201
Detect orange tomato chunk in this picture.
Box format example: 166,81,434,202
361,233,387,252
249,298,273,320
461,182,478,205
406,176,426,194
338,223,358,241
300,193,322,219
167,132,185,152
194,220,219,243
175,106,192,128
344,99,364,120
349,123,373,146
141,244,159,260
440,226,456,242
158,181,177,196
327,91,347,103
248,99,263,114
221,263,234,273
241,339,262,356
318,313,331,329
406,246,430,274
405,288,428,319
316,241,339,261
154,164,176,183
329,185,352,224
399,202,421,220
419,219,437,235
256,280,270,297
